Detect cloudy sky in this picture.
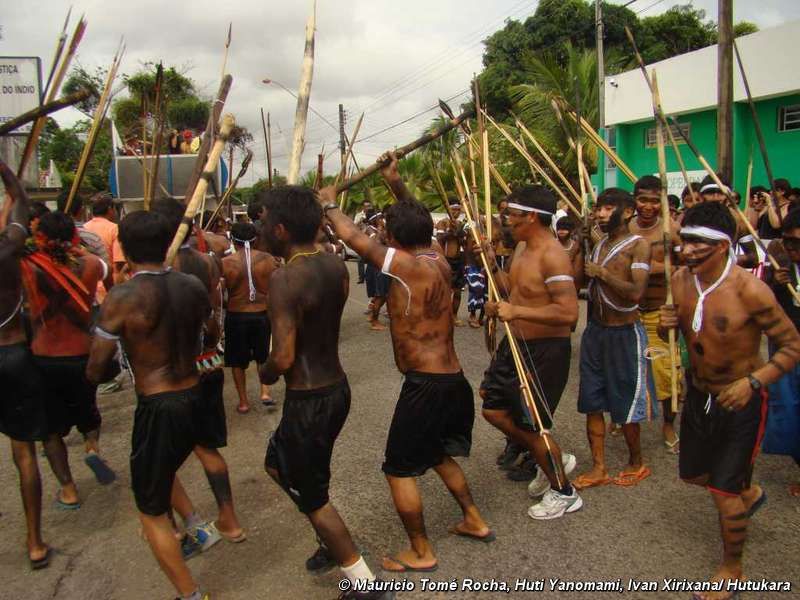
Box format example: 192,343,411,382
3,0,800,186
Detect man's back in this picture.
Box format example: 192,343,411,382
102,270,208,395
222,249,276,312
271,253,347,389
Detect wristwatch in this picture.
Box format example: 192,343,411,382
747,374,762,391
323,202,339,214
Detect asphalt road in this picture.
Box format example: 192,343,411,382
0,261,798,600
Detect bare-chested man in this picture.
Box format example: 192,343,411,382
320,154,491,573
25,211,110,509
222,222,277,413
480,185,581,520
555,216,584,289
0,162,51,568
435,201,466,326
629,175,683,452
152,198,244,553
659,202,800,599
257,186,393,599
87,210,210,600
576,188,656,490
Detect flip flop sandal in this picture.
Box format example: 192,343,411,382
613,466,652,487
448,527,496,544
218,527,248,543
746,490,767,517
29,547,52,570
84,453,117,485
55,494,81,511
381,556,438,573
664,438,680,455
261,398,276,407
572,473,612,490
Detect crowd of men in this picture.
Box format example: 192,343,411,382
1,152,799,600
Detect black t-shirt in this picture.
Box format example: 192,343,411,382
758,213,781,240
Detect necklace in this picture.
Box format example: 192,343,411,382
635,217,660,232
691,256,733,333
287,249,321,264
133,267,172,278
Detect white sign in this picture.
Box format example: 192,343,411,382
0,57,42,134
655,170,706,198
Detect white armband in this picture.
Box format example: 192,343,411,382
382,247,396,274
99,258,109,281
631,262,650,271
94,326,120,341
544,274,574,285
739,234,754,244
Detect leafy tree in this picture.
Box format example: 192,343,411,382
733,21,759,38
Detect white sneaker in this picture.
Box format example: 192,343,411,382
527,487,583,520
527,453,577,498
190,521,222,552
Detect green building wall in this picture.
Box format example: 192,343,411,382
593,93,800,202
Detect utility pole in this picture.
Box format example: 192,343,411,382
596,0,605,130
266,113,273,188
316,152,324,190
338,103,347,179
717,0,734,182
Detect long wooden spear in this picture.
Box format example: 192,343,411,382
625,26,698,206
651,72,680,413
287,0,316,184
42,7,72,101
459,186,565,488
64,40,125,215
167,114,235,265
260,108,271,186
744,148,754,214
266,112,273,187
144,62,166,210
220,23,232,81
733,39,781,224
0,89,92,136
475,80,492,246
335,108,474,193
17,14,87,179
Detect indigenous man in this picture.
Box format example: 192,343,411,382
555,216,583,288
320,153,492,573
659,202,800,599
222,222,278,413
696,176,758,269
435,201,466,326
764,208,800,497
86,210,210,600
576,188,655,490
629,175,682,453
257,186,392,599
363,212,390,331
481,185,581,520
0,162,51,568
27,211,112,504
82,193,125,285
152,198,245,550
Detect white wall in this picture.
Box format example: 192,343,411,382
605,20,800,126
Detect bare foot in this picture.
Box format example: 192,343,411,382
370,320,387,331
449,520,492,540
789,483,800,497
381,548,437,572
454,318,465,327
57,487,79,505
236,403,251,414
28,543,50,563
693,565,743,600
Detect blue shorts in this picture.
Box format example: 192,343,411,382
578,320,657,424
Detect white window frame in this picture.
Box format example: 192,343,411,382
645,122,689,148
778,105,800,132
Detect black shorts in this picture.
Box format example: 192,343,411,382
365,264,390,298
33,354,101,437
481,336,571,432
0,343,48,442
679,381,767,496
194,369,227,448
382,371,474,477
224,311,270,368
131,385,199,516
265,379,350,514
446,256,465,290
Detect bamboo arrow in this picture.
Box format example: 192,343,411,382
651,72,680,414
287,0,316,184
0,89,92,136
42,7,72,101
203,149,253,231
220,23,232,81
167,114,236,265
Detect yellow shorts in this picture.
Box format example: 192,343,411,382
640,310,682,402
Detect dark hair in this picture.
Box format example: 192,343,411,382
506,185,555,227
200,210,217,229
247,200,262,222
700,173,730,191
774,178,792,195
668,194,680,210
230,222,258,243
257,185,322,244
556,216,574,231
634,175,660,196
384,199,434,248
750,185,768,198
596,187,634,212
791,188,800,198
119,210,173,264
782,208,800,233
56,189,83,216
681,182,701,200
91,193,114,217
38,211,75,242
151,197,185,236
30,201,51,221
682,202,736,241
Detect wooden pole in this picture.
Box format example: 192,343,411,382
266,112,273,188
287,0,316,184
167,115,235,265
260,108,270,186
146,63,166,210
336,112,364,187
717,0,734,183
335,108,474,194
0,89,92,136
744,149,754,213
220,23,232,81
651,72,680,414
203,149,253,232
42,7,72,101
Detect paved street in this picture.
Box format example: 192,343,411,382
0,261,798,600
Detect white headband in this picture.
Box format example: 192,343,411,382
506,202,554,216
680,226,732,245
700,184,731,195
